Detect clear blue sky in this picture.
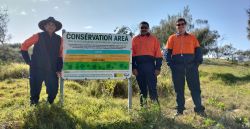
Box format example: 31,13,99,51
1,0,250,50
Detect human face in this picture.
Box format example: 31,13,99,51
176,21,186,34
44,22,56,34
140,24,149,35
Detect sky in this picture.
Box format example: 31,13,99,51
1,0,250,50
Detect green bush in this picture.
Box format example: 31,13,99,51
137,103,161,128
157,79,174,98
0,63,29,80
65,81,83,93
234,116,250,128
243,62,250,66
0,44,24,63
203,118,216,127
82,79,140,98
207,97,226,110
83,80,117,97
113,81,128,98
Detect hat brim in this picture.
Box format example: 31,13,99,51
38,19,62,32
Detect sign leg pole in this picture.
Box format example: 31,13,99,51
128,78,132,111
60,29,66,106
59,77,64,106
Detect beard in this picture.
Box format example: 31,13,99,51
140,30,148,35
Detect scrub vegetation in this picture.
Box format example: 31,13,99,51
0,59,250,129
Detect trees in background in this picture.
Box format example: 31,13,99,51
0,43,23,63
235,49,250,61
192,27,220,55
0,8,19,63
151,15,177,46
0,8,10,44
219,44,237,61
1,6,249,63
151,6,220,55
114,26,135,37
211,44,250,62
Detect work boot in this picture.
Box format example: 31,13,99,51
30,100,39,106
196,111,207,117
194,106,206,117
174,110,183,116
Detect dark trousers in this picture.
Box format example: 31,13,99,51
171,63,204,112
29,67,59,104
136,63,158,106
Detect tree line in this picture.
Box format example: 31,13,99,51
115,6,250,62
1,6,250,63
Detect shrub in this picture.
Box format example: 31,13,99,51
83,80,117,97
0,45,24,63
138,103,161,128
207,97,226,110
234,116,250,128
157,78,174,98
65,81,83,93
203,118,216,127
82,79,140,98
113,81,128,98
0,63,29,80
243,62,249,66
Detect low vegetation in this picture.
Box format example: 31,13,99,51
0,59,250,129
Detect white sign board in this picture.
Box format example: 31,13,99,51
62,32,132,80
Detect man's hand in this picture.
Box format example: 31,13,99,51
132,69,138,76
155,70,160,76
56,72,62,78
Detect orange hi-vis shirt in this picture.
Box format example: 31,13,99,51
132,34,162,58
21,33,63,57
165,33,200,56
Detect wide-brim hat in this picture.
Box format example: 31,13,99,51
38,17,62,31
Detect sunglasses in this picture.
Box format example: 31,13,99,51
140,26,148,29
176,23,186,26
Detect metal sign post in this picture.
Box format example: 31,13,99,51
59,77,64,106
59,29,66,106
128,77,132,110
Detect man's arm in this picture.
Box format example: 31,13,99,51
195,47,203,64
165,35,174,67
20,33,39,65
154,39,163,71
164,49,173,66
56,38,64,72
193,36,203,64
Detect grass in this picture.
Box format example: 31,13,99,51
0,59,250,129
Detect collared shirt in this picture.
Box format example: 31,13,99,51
132,34,162,58
165,32,200,55
21,33,63,57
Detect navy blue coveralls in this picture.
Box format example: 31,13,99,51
165,32,205,113
21,32,63,104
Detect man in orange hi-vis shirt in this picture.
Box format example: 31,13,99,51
20,17,63,105
164,18,205,116
132,21,162,107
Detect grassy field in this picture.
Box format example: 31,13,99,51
0,59,250,129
